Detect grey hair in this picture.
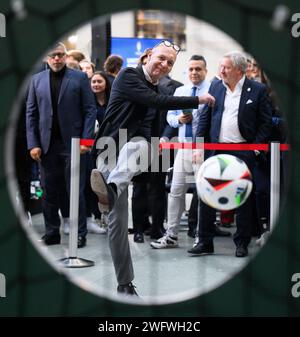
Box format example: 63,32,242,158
48,42,67,54
223,51,247,73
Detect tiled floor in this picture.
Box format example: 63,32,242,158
28,208,261,305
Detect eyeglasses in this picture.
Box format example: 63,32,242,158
154,40,181,54
48,52,66,58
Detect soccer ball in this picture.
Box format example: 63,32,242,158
196,154,253,211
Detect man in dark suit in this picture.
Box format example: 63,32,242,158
26,42,96,248
90,41,215,296
131,75,183,243
188,51,272,258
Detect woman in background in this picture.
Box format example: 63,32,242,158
91,71,111,126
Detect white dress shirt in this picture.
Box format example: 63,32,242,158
167,80,210,142
219,76,246,143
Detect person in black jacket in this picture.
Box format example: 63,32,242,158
131,74,183,243
90,41,215,296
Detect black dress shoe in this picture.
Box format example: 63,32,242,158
117,282,138,296
188,242,214,255
41,234,61,245
215,225,231,237
134,232,144,243
235,245,248,257
77,236,86,248
90,169,117,213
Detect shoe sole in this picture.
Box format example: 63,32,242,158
150,242,179,249
90,170,110,213
188,251,214,256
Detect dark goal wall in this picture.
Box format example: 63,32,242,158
0,0,300,316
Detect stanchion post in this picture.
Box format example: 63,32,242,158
69,137,80,257
270,142,280,230
59,137,94,268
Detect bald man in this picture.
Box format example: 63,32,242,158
90,41,215,296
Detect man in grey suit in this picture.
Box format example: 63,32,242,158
90,41,215,296
26,43,96,248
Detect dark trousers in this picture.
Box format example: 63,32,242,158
85,153,101,219
253,153,270,234
40,139,87,237
198,150,255,247
188,189,198,235
132,171,167,235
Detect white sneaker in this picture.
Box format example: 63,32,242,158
87,217,106,234
150,234,178,249
95,218,108,232
101,214,109,229
63,218,70,235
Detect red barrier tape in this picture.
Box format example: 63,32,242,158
80,139,290,151
80,139,94,146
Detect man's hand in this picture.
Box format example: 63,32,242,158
159,137,167,155
80,145,91,154
192,149,204,165
198,93,215,107
30,147,42,162
178,112,193,124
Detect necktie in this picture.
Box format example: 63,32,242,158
185,86,197,138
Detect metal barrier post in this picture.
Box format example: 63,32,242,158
59,137,94,268
270,141,281,231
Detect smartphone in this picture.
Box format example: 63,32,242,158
182,109,193,115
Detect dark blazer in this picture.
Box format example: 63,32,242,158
92,66,198,156
26,68,97,154
158,76,183,139
196,78,272,144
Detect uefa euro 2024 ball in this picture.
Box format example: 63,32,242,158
196,154,253,211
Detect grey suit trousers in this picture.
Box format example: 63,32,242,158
96,139,149,285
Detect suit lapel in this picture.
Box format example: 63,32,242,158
58,68,70,103
216,84,226,131
43,69,53,110
239,78,252,114
219,84,226,109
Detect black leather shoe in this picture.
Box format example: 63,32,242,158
117,282,138,296
134,232,144,243
77,236,86,248
215,225,231,237
90,169,117,213
41,234,61,245
235,245,248,257
188,242,214,255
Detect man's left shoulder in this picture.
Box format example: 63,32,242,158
245,78,266,92
67,68,86,80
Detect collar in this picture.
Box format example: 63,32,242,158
223,75,246,92
142,65,159,86
50,65,67,77
191,80,207,90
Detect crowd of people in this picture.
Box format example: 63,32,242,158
21,40,287,297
